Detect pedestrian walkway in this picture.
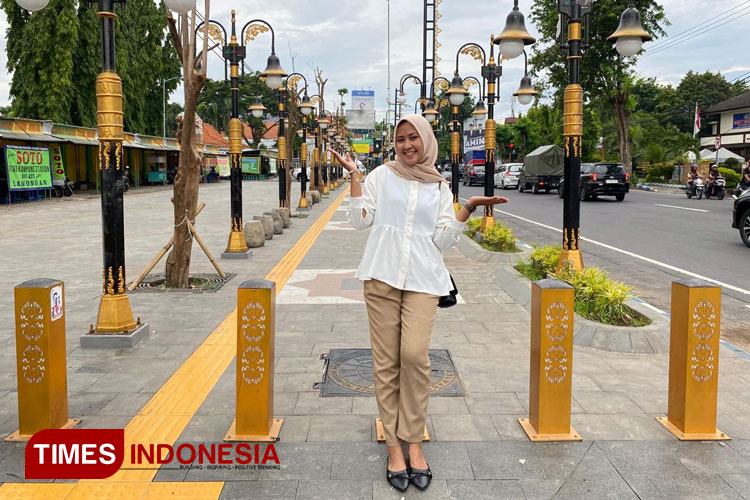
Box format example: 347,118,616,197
1,180,750,499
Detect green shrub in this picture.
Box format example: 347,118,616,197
516,246,648,327
516,245,561,280
557,267,647,326
645,163,676,183
718,167,740,188
723,157,740,173
466,217,482,234
482,222,519,252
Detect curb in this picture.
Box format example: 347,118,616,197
456,235,669,355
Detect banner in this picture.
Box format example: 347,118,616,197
346,110,376,131
5,145,52,191
216,156,230,176
351,90,375,111
733,112,750,130
242,157,260,174
50,145,66,185
463,116,487,152
352,142,370,154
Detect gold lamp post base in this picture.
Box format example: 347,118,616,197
224,419,284,442
453,202,461,213
225,230,249,254
95,293,137,333
518,418,582,442
557,249,584,272
656,417,729,441
480,216,494,232
322,184,329,194
298,195,310,210
5,419,81,442
375,419,429,442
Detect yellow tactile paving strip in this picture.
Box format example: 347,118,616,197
0,188,350,500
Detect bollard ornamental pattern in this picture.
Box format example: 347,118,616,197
544,301,570,384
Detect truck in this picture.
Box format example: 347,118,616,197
517,144,564,194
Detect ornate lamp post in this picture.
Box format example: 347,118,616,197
279,74,314,210
199,11,284,257
513,50,538,106
318,110,332,194
555,0,651,271
14,0,158,334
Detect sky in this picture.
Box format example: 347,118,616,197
0,0,748,125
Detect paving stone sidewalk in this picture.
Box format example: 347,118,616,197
1,182,750,499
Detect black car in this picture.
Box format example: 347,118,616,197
463,164,485,186
559,162,629,201
732,188,750,247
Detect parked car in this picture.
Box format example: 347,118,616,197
559,162,629,201
494,163,523,189
518,145,564,194
732,187,750,247
442,164,464,181
463,164,485,186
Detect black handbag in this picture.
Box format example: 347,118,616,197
438,274,458,308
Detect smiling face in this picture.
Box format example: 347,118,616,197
395,121,424,167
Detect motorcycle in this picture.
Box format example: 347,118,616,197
686,177,703,199
52,177,75,198
704,176,726,200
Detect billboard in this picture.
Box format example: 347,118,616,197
352,140,372,154
5,146,52,191
351,90,375,111
463,116,487,152
346,109,376,131
241,157,260,174
733,112,750,129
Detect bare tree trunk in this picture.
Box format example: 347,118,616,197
610,93,631,174
165,3,210,287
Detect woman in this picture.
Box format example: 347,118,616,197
329,114,507,492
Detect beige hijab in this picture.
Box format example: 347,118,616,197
387,114,448,184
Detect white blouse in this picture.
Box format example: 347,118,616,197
348,166,466,296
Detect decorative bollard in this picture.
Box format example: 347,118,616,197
225,280,283,442
657,279,728,440
7,279,79,441
519,279,581,442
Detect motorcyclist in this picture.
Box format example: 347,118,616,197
687,164,700,195
705,164,720,196
740,161,750,194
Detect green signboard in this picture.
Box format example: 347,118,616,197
242,157,260,174
5,146,52,191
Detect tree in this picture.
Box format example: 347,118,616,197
529,0,668,173
164,7,210,288
165,102,183,138
673,71,748,133
197,79,231,133
2,0,79,123
337,88,348,110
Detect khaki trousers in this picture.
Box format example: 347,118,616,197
363,279,438,446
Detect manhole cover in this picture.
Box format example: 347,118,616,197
318,348,464,397
129,273,236,293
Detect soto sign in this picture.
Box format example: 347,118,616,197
5,146,52,191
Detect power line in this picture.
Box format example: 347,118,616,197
645,0,750,52
642,6,750,58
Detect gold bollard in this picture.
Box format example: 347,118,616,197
519,279,581,442
224,279,283,442
657,279,729,440
6,279,79,441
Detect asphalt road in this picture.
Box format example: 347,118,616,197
460,180,750,350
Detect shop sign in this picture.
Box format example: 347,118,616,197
5,145,52,191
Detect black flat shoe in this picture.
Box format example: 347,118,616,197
409,463,432,491
386,459,409,492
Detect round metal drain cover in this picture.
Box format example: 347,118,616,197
320,348,464,397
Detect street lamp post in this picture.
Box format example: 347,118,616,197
199,11,284,256
279,74,314,210
554,0,651,271
16,0,147,334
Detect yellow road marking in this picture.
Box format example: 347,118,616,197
0,188,350,499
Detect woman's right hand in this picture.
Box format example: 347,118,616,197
328,149,358,173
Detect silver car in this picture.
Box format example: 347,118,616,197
494,163,523,189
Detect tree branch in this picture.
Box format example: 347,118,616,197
167,14,183,65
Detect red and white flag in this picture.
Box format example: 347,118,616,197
694,103,701,137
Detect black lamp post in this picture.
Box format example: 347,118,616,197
198,11,284,256
280,74,314,210
15,0,146,333
555,0,651,271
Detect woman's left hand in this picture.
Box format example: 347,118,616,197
467,195,509,207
